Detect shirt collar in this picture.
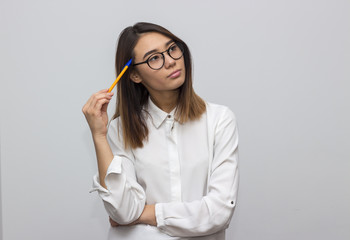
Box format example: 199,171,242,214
145,97,176,129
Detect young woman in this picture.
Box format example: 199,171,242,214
83,22,239,240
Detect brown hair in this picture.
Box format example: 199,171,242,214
112,22,206,149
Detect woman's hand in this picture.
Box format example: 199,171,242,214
109,217,138,227
82,89,114,138
109,217,122,227
138,204,157,226
109,205,157,227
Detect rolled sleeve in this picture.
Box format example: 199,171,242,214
90,155,122,194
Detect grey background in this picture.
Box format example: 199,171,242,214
1,0,349,239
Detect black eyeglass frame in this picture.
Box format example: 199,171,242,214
133,42,184,70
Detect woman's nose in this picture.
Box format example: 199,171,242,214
163,53,176,69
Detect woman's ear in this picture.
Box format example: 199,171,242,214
130,70,142,83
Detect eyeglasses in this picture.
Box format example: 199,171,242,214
133,42,184,70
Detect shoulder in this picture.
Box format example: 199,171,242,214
205,102,239,149
109,116,121,131
205,102,237,125
107,117,123,142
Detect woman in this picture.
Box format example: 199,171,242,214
83,22,239,240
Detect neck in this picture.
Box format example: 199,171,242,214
149,90,179,113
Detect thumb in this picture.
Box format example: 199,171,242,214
101,101,109,113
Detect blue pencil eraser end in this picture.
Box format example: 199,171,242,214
126,58,132,67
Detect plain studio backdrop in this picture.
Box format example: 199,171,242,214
0,0,349,239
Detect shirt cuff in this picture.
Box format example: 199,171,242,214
89,173,108,193
155,203,165,228
89,155,122,193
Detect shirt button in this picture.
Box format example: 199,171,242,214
167,115,171,118
231,201,234,205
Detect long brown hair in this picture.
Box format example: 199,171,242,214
112,22,206,149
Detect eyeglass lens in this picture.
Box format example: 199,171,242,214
148,43,183,70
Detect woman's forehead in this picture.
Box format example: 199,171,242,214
134,32,172,56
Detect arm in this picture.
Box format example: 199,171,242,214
110,204,157,227
93,135,113,189
154,107,239,237
93,120,146,224
82,89,114,188
84,89,146,224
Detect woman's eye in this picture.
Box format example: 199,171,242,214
149,55,160,62
169,45,178,52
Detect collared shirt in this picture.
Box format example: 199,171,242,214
91,98,239,240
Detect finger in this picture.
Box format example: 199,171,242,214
87,99,110,118
95,88,109,95
90,91,114,106
101,100,109,113
87,93,113,114
83,89,110,114
109,217,119,227
94,99,110,114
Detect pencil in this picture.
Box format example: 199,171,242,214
108,58,133,92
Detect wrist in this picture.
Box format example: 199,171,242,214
92,133,108,143
139,205,156,226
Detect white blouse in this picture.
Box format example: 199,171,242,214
90,98,239,240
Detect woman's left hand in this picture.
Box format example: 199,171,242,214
109,205,157,227
109,217,120,227
138,204,157,226
109,217,140,227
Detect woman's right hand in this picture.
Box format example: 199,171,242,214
82,89,114,138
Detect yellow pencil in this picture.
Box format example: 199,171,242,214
108,58,132,92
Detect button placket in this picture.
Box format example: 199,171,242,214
165,117,182,201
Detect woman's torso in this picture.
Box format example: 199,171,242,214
108,100,218,239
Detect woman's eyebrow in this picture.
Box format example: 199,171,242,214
142,40,175,60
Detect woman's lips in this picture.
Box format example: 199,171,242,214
168,69,181,78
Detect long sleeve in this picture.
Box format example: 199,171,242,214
155,106,239,237
90,119,146,224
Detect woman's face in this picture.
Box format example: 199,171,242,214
131,32,186,96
